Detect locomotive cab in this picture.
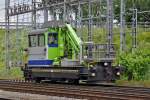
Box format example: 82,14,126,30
27,29,62,67
28,31,47,67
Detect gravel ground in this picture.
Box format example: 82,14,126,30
0,90,86,100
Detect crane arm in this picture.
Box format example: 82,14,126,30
65,24,82,53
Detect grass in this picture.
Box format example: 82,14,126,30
116,80,150,88
0,29,24,80
0,67,23,80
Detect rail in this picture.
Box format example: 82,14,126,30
0,80,149,100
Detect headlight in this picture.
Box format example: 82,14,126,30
91,73,96,77
116,72,120,76
104,62,108,66
50,70,54,72
84,56,87,59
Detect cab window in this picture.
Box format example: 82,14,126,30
48,33,58,47
38,34,45,46
29,35,37,47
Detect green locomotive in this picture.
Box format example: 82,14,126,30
23,21,120,83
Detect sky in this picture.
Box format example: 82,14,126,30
0,0,75,23
0,0,32,22
0,0,5,22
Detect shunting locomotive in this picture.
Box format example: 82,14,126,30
23,21,120,83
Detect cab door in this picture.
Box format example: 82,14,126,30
47,32,59,60
28,34,47,66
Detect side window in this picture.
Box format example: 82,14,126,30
38,34,45,46
48,33,58,45
29,35,37,47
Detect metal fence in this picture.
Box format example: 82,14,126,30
81,42,116,62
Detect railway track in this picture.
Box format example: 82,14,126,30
0,80,149,100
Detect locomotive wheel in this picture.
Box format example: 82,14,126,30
74,79,79,84
25,78,30,82
68,79,79,84
35,77,42,83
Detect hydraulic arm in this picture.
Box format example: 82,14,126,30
65,24,82,59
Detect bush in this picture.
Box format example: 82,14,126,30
117,31,150,81
0,67,23,79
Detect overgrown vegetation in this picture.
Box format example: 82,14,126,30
0,67,23,79
117,31,150,81
0,29,27,79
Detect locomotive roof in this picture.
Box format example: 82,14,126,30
29,21,65,35
42,20,65,28
29,28,48,35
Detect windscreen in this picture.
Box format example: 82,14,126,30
29,34,45,47
48,33,58,47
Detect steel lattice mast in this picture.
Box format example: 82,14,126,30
131,8,137,50
120,0,126,52
88,0,92,42
106,0,113,57
130,0,137,51
5,0,10,69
